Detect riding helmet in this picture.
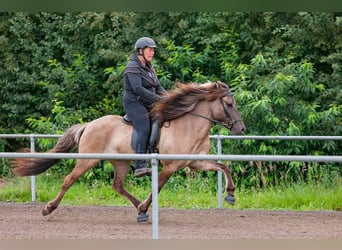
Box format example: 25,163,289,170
134,37,157,51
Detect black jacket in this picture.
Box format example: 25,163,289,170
123,54,165,108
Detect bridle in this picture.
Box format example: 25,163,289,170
189,94,242,130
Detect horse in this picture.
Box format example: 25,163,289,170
12,81,246,222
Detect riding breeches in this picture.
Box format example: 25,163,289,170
123,101,150,154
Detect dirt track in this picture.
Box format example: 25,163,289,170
0,202,341,239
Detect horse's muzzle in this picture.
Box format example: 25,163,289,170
231,121,246,135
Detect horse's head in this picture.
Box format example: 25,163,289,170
211,81,246,135
150,81,246,135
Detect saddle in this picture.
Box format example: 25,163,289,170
122,114,161,153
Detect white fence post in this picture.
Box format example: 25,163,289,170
151,155,159,239
29,134,36,202
217,136,223,208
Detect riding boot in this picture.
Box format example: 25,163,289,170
133,160,152,177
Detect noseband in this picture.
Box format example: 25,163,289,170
189,95,242,130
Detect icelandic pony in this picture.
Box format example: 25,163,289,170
12,81,245,222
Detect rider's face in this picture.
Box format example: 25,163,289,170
142,47,155,62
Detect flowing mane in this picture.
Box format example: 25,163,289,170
150,81,231,123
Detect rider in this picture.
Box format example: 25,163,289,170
123,37,166,178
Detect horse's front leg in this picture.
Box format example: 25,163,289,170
221,162,236,205
137,165,176,222
189,160,236,205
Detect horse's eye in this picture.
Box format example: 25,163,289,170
224,96,234,107
225,101,233,107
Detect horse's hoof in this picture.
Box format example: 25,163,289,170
42,208,50,216
42,204,57,216
224,194,235,205
137,212,149,223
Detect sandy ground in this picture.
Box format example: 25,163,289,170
0,202,341,239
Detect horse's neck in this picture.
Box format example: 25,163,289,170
190,101,212,129
170,101,212,135
159,102,212,154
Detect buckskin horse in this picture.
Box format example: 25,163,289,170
12,81,246,222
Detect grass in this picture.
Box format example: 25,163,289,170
237,184,342,211
0,174,341,211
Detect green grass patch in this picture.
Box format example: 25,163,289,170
236,184,342,211
1,174,341,211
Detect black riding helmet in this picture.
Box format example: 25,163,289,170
134,37,157,64
134,37,157,52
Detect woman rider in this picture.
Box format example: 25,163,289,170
123,37,166,177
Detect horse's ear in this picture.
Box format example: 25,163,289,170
214,81,222,89
216,81,229,90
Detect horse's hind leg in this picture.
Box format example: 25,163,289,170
110,160,141,209
42,159,100,216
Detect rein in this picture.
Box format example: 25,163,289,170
189,112,229,128
189,96,242,129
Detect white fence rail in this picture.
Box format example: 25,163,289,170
1,134,341,205
1,134,342,239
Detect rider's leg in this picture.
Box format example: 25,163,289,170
133,122,151,177
124,102,152,177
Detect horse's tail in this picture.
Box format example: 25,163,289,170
12,123,88,177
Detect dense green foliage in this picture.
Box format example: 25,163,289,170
0,12,341,190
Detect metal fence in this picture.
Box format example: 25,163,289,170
1,134,342,239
